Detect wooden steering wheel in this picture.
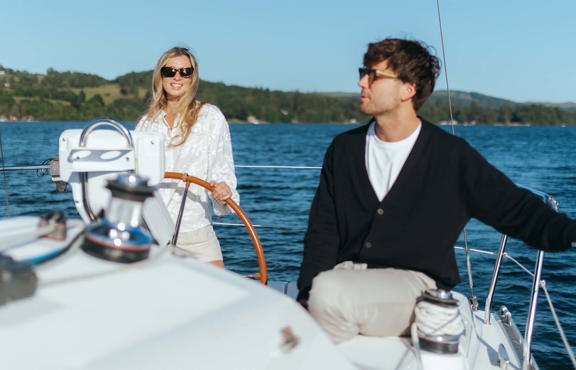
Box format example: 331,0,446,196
164,172,267,285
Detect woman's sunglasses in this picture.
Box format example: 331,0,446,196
160,66,194,78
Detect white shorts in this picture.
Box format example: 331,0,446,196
174,225,223,262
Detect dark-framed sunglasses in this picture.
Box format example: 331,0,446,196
358,67,398,83
160,66,194,78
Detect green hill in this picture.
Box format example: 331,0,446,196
1,66,575,125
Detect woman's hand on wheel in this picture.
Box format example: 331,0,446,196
210,181,232,201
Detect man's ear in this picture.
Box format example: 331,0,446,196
401,82,417,101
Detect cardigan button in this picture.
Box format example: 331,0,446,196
376,208,384,215
364,241,372,248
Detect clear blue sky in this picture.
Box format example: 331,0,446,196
1,0,574,103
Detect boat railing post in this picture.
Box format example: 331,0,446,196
522,250,544,370
484,233,508,324
522,194,556,369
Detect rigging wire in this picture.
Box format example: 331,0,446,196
436,0,455,133
541,283,576,368
0,164,322,172
435,0,477,308
435,7,573,365
0,133,10,218
237,165,321,170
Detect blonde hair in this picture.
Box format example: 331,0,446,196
144,47,205,146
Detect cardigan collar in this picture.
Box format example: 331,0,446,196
348,118,433,207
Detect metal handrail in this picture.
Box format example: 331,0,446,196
484,233,508,324
522,194,558,369
78,118,134,221
523,250,545,369
482,187,559,369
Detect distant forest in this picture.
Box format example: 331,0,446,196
1,66,576,125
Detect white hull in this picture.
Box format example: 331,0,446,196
1,216,532,370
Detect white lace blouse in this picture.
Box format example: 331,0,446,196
135,103,239,232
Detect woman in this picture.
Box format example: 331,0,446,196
136,47,238,268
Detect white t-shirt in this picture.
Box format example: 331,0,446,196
365,121,421,201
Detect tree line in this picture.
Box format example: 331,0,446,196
1,66,575,125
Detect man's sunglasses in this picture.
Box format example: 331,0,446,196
358,67,398,83
160,66,194,78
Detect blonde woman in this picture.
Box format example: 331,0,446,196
136,47,238,267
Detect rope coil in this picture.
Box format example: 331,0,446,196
414,289,465,354
415,300,465,338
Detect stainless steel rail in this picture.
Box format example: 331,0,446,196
78,118,134,221
484,233,508,324
483,187,559,370
0,165,50,172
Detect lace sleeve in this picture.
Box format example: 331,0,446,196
205,105,239,216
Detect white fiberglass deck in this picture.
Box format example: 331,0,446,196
0,216,528,370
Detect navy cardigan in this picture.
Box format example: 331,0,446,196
297,120,576,299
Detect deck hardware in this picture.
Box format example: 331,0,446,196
279,326,299,353
82,174,154,263
414,289,464,354
499,306,512,326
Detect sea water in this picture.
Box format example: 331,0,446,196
0,121,574,369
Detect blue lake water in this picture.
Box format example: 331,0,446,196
0,121,575,369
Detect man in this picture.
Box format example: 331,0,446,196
296,38,576,343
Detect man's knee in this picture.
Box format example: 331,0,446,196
306,270,361,342
305,268,434,341
307,270,344,314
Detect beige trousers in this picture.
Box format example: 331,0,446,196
174,225,223,262
307,263,437,343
